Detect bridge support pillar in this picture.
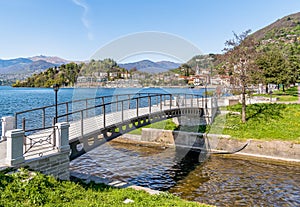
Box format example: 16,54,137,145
1,116,15,141
55,122,70,152
6,129,24,165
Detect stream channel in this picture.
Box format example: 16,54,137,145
70,141,300,206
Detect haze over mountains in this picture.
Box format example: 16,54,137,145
119,60,180,73
0,56,181,75
0,55,69,74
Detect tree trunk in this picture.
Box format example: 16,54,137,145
282,84,285,92
265,84,269,94
241,84,246,123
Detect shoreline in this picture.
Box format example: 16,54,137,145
113,130,300,164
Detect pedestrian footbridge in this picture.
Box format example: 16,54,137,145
1,92,218,166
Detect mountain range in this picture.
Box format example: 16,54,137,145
0,56,181,76
119,60,180,73
0,55,70,74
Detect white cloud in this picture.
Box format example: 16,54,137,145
72,0,93,40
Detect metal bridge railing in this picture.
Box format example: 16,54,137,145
14,92,205,133
23,125,58,158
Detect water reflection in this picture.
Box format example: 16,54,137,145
169,155,300,207
70,142,300,207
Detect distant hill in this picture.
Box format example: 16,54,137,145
29,55,69,65
119,60,180,73
0,55,69,75
0,58,32,68
250,12,300,40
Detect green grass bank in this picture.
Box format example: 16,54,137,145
211,103,300,142
0,169,211,207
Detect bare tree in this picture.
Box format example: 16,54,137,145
221,30,259,123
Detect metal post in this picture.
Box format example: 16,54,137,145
52,118,56,147
136,98,139,117
128,95,130,109
53,84,59,124
160,95,162,111
116,95,118,112
121,100,124,122
101,97,105,114
66,102,69,122
22,118,25,131
169,94,172,110
85,99,88,118
103,105,106,128
80,110,84,137
148,96,151,114
14,113,18,130
42,108,45,128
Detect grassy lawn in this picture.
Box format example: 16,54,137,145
128,119,208,135
129,119,178,135
0,169,211,207
210,103,300,142
252,86,299,102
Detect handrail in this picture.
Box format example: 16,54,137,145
15,92,204,132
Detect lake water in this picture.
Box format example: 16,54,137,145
0,86,203,131
1,86,300,206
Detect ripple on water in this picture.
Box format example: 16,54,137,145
70,142,300,207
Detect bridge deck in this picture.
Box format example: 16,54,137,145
68,102,180,140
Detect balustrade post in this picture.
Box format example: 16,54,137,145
1,116,15,141
55,122,70,152
6,129,25,165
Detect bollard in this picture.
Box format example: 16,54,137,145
6,129,25,165
1,116,15,141
55,122,70,153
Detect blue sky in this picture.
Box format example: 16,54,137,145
0,0,299,62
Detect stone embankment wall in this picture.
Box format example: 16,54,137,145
119,129,300,162
22,151,70,180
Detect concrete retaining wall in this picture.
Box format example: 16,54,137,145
119,129,300,162
141,128,205,147
213,137,300,162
